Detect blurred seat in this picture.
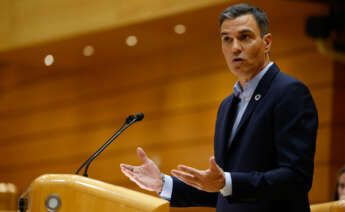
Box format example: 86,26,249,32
311,200,345,212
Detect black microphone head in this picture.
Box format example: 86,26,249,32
126,115,136,124
135,112,144,121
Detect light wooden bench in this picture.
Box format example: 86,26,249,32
311,200,345,212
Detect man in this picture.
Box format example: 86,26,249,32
120,3,318,212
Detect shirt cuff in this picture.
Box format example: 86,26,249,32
159,174,173,200
219,172,232,196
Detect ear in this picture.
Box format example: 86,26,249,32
263,33,272,53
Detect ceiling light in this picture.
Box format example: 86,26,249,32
174,24,186,34
44,54,54,66
126,35,138,47
83,45,94,56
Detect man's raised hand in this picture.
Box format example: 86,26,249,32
120,147,163,193
171,156,225,192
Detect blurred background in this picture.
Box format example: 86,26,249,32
0,0,344,211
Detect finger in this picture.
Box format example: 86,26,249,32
209,156,219,171
120,166,135,177
120,165,140,179
120,163,136,171
121,167,145,186
121,167,137,182
177,165,202,178
171,170,202,189
120,166,156,192
178,178,202,190
171,169,195,181
120,164,138,173
136,147,149,163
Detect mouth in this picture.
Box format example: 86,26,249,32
232,58,244,64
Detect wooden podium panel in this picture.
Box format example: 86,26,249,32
19,174,169,212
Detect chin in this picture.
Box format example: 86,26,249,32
229,67,243,76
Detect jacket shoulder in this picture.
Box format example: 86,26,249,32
272,71,311,96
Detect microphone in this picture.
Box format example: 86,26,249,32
135,112,144,121
76,112,144,177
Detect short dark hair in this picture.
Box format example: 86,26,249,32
220,4,270,37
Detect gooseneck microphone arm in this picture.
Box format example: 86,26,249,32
75,113,144,177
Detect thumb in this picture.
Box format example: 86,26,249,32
209,156,219,171
137,147,149,163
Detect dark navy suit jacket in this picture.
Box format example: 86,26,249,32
169,64,318,212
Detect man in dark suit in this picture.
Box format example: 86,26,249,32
120,3,318,212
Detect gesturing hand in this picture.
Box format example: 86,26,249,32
171,156,225,192
120,147,163,193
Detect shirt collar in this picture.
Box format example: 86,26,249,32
233,62,274,98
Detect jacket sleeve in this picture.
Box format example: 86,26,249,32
228,81,318,202
170,177,218,207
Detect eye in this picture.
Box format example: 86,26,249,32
340,183,345,189
222,36,231,42
241,34,250,40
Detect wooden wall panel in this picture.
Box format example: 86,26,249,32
0,52,333,142
0,1,336,211
310,164,330,203
0,68,232,137
314,127,331,164
0,86,332,164
0,108,217,168
330,62,345,199
274,52,333,87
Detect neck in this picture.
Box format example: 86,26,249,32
239,57,270,88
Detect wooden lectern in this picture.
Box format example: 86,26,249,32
19,174,169,212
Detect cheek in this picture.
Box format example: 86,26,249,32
249,47,262,59
222,45,229,55
245,42,264,58
222,48,232,61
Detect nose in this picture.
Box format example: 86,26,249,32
232,39,242,55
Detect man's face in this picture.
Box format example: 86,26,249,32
338,173,345,200
220,14,271,79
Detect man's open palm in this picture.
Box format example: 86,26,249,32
171,156,225,192
120,147,163,193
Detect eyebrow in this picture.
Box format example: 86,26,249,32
239,29,254,34
220,29,254,36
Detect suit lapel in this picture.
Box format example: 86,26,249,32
216,95,239,168
229,64,280,147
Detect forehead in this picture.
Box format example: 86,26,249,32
340,173,345,182
220,14,260,35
